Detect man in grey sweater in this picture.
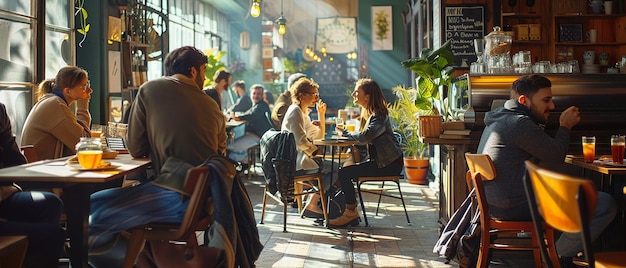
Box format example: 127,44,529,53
476,75,616,264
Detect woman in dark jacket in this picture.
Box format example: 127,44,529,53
329,78,403,227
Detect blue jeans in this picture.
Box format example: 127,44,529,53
89,183,188,249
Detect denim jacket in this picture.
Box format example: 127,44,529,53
344,113,402,168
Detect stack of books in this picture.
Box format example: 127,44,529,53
439,122,471,139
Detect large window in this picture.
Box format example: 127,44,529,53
0,0,73,141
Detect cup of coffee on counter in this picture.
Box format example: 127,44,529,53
611,135,625,164
582,136,596,163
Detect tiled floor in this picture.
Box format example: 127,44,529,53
243,172,455,268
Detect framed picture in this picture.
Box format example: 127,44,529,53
262,36,273,47
262,71,274,83
559,24,583,42
107,16,122,42
371,6,393,51
263,59,273,70
109,96,123,123
262,47,273,59
108,51,122,93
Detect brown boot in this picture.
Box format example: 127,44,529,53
328,208,360,227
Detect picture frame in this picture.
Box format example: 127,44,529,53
109,96,123,123
108,51,122,93
559,24,583,42
371,6,393,51
107,16,122,42
262,47,274,59
263,59,273,70
262,71,274,83
262,36,273,47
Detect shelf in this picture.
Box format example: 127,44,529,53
555,42,626,46
512,40,546,45
555,14,626,18
502,13,543,18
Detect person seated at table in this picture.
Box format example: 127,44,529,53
88,46,227,250
20,66,92,160
476,74,617,266
328,78,403,227
0,102,65,268
272,73,307,130
281,77,331,217
226,80,251,116
228,84,273,164
263,89,275,111
203,69,232,111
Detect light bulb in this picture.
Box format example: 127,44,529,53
250,2,260,18
278,24,286,35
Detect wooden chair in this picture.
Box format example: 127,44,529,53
356,175,410,227
123,166,213,268
0,236,28,268
524,160,626,268
19,145,38,163
246,145,261,179
259,171,329,232
465,153,559,268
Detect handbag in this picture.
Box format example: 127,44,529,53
136,233,225,268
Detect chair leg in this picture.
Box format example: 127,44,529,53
260,185,269,224
477,227,491,268
282,192,288,233
395,180,411,224
356,181,370,227
294,182,304,214
375,181,385,216
123,230,147,268
316,177,329,226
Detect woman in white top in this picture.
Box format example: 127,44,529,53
281,77,327,217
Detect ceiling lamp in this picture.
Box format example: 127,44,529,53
276,0,286,35
250,0,261,18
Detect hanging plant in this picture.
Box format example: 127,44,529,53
75,0,90,47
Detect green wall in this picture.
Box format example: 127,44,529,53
358,1,410,91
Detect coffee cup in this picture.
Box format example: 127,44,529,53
604,1,613,14
586,29,598,43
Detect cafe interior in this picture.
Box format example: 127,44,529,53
2,0,626,267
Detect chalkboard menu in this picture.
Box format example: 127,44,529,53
443,5,485,69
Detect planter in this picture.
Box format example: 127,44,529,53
419,115,443,138
403,157,429,185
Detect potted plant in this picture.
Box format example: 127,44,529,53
401,40,456,132
388,85,432,185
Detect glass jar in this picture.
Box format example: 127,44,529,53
484,26,513,73
75,137,103,169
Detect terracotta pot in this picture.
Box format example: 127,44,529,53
403,157,429,185
419,115,443,138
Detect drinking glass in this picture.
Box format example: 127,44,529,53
90,124,105,138
335,117,344,136
611,135,625,164
76,137,103,169
346,119,356,133
582,136,596,163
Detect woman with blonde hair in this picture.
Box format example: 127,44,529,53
21,66,92,160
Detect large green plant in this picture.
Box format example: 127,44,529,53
203,49,227,87
400,40,456,121
388,85,430,159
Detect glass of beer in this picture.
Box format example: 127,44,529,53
611,135,625,164
335,117,344,136
346,119,356,133
76,138,103,169
90,124,104,138
582,136,596,163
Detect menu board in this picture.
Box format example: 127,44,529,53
443,5,485,69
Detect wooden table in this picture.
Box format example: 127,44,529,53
0,154,151,268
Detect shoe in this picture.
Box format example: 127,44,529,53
301,194,324,218
328,208,360,228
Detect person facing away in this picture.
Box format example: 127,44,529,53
328,78,403,228
20,66,92,160
227,80,252,115
476,74,617,264
203,69,232,111
263,89,275,111
0,102,65,268
88,46,227,249
272,72,307,130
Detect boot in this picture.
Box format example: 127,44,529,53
328,207,360,227
302,193,323,218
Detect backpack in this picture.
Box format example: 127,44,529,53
432,188,481,268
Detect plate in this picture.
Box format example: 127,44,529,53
70,164,121,171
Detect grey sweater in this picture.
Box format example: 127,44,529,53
476,99,570,210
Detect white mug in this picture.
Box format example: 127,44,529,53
587,29,598,43
604,1,613,14
583,50,596,65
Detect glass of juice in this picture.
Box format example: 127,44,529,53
76,138,103,169
335,117,344,136
611,135,625,164
582,136,596,163
346,119,356,133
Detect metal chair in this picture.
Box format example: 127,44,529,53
465,153,559,268
123,166,214,267
356,175,410,227
524,160,626,268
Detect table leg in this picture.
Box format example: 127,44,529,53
64,184,92,268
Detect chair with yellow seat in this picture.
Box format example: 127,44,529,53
465,153,559,268
524,160,626,268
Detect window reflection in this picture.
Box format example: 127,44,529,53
45,0,70,27
0,0,31,17
0,86,32,143
45,30,72,78
0,18,33,83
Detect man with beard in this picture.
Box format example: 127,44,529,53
88,46,226,250
476,74,616,267
204,70,232,111
228,84,273,164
